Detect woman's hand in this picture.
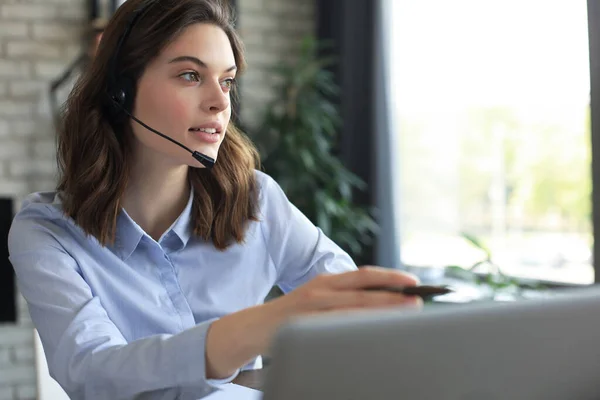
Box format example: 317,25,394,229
205,267,421,379
271,266,422,317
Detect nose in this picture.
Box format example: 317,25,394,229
201,80,230,114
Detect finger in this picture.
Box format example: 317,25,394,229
324,266,420,291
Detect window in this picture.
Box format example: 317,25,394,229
390,0,592,284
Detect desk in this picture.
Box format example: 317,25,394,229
232,369,266,391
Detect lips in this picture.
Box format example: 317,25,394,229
189,127,218,134
189,128,221,144
189,121,223,134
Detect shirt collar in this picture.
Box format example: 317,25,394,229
113,208,145,261
168,188,194,249
112,189,194,260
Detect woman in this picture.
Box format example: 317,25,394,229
8,0,421,399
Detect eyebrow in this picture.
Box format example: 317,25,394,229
168,56,237,72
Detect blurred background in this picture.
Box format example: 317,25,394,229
0,0,598,398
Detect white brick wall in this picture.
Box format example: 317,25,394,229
0,0,314,398
0,0,86,397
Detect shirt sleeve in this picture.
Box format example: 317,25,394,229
8,215,237,400
259,173,358,293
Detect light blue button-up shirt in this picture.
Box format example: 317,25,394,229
8,170,356,400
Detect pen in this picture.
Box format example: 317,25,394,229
366,285,453,298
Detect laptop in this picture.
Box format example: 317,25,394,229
261,286,600,400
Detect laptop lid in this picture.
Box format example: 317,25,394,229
262,286,600,400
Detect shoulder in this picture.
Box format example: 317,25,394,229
14,191,64,216
8,191,84,255
11,191,69,225
254,169,276,193
254,169,290,214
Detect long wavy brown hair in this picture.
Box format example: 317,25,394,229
57,0,261,250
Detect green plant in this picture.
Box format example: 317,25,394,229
251,36,378,260
443,232,549,301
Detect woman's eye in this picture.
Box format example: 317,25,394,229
221,78,236,91
180,72,200,83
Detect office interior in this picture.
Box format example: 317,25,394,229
1,0,599,398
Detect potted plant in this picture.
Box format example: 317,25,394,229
249,36,378,263
428,233,555,305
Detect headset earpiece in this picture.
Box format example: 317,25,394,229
104,1,155,123
105,75,135,124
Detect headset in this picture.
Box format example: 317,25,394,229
104,0,216,169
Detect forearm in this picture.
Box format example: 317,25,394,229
205,301,288,379
45,310,222,400
204,267,423,380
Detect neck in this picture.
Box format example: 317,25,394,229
122,149,191,242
